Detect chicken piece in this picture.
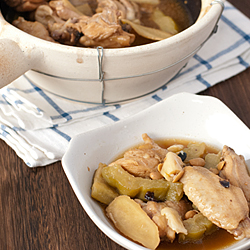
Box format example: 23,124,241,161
35,4,65,26
77,7,135,48
96,0,140,22
135,199,190,241
180,166,250,239
78,8,122,40
34,2,82,45
136,199,175,241
49,0,82,20
48,17,83,45
33,0,84,45
12,16,56,42
137,199,191,219
219,145,250,206
96,0,126,19
164,199,193,219
4,0,47,12
47,6,135,47
35,1,84,45
228,217,250,240
109,133,168,178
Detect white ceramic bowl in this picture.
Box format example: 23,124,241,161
0,0,224,104
62,92,250,250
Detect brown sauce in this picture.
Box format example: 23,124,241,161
156,0,194,31
106,213,236,250
155,138,219,153
158,228,236,250
114,138,219,161
132,0,195,46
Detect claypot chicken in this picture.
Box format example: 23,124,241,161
91,133,250,249
3,0,194,48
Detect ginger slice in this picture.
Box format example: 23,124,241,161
106,195,160,249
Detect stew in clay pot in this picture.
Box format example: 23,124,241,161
2,0,199,48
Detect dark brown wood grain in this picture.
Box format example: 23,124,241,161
0,0,249,249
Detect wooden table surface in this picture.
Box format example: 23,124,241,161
1,0,250,249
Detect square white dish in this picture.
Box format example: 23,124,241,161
62,92,250,250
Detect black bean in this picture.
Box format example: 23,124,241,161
178,151,187,162
145,191,156,201
219,179,230,188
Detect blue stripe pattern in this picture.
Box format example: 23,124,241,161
50,126,71,142
103,112,120,122
238,56,250,68
1,2,249,158
193,54,212,70
152,94,162,102
30,83,73,122
196,74,211,88
220,15,250,43
154,8,250,92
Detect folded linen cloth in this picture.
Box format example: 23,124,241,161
0,1,250,167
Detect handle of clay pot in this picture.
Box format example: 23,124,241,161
0,38,42,88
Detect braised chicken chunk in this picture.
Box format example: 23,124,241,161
96,0,140,22
228,217,250,240
109,133,168,178
135,199,192,242
13,16,56,42
49,0,82,19
77,7,135,47
180,166,250,238
219,145,250,206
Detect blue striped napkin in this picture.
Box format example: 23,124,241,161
0,1,250,167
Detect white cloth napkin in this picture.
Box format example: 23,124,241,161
0,1,250,167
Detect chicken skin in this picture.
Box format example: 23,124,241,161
180,166,250,239
220,145,250,206
109,133,168,178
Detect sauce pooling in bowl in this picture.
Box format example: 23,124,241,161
158,227,236,250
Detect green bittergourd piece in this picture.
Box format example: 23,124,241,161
102,164,183,202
